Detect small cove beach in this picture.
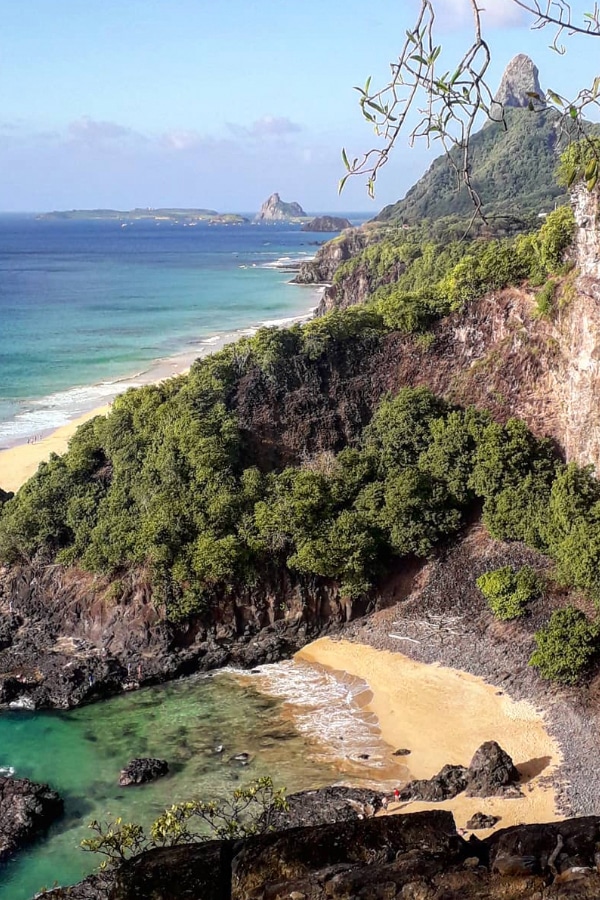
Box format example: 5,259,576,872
296,638,563,833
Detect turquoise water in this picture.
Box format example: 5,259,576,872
0,216,368,447
0,662,406,900
0,671,336,899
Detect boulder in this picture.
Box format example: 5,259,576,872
467,812,501,830
466,741,520,797
0,775,63,862
400,764,469,802
118,758,168,787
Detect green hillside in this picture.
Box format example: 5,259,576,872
377,108,572,225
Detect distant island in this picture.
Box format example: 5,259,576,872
254,192,308,223
37,208,249,225
302,215,352,232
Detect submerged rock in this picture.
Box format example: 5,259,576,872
0,776,63,862
118,758,169,787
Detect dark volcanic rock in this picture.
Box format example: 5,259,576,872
400,764,469,802
265,786,386,830
466,741,520,797
467,812,501,830
119,758,168,787
301,216,352,232
35,814,600,900
0,776,63,862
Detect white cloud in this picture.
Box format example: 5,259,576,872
67,117,145,147
227,115,302,141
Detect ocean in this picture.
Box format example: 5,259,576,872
0,211,404,899
0,214,366,449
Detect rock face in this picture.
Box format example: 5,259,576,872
493,54,546,110
301,216,352,232
38,812,600,899
573,184,600,279
254,193,306,222
119,758,169,787
0,776,63,862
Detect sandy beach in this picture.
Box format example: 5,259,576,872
0,406,112,493
296,637,562,833
0,298,321,495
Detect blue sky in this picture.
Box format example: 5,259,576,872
1,0,598,212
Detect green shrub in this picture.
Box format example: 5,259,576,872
533,280,558,319
477,565,541,620
529,606,599,684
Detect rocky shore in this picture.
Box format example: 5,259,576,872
39,809,600,899
0,776,62,863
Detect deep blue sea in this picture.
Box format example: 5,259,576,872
0,214,367,448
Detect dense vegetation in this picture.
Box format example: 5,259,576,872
330,204,574,334
1,173,599,682
376,108,575,225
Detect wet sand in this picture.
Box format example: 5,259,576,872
296,638,563,833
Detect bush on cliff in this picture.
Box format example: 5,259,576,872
477,565,541,620
530,606,599,684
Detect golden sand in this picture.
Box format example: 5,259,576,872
0,405,111,493
296,638,563,832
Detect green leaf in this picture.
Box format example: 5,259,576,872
570,106,579,120
338,174,350,195
341,148,350,171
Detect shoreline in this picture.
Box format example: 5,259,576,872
296,638,563,834
0,291,321,493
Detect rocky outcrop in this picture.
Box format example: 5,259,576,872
0,561,363,710
119,758,169,787
254,193,306,222
37,812,600,899
265,786,386,830
293,227,372,285
400,742,520,803
0,776,63,863
466,741,520,797
492,54,546,111
301,216,352,232
400,764,468,802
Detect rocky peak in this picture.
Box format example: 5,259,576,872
255,192,306,222
493,54,546,110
